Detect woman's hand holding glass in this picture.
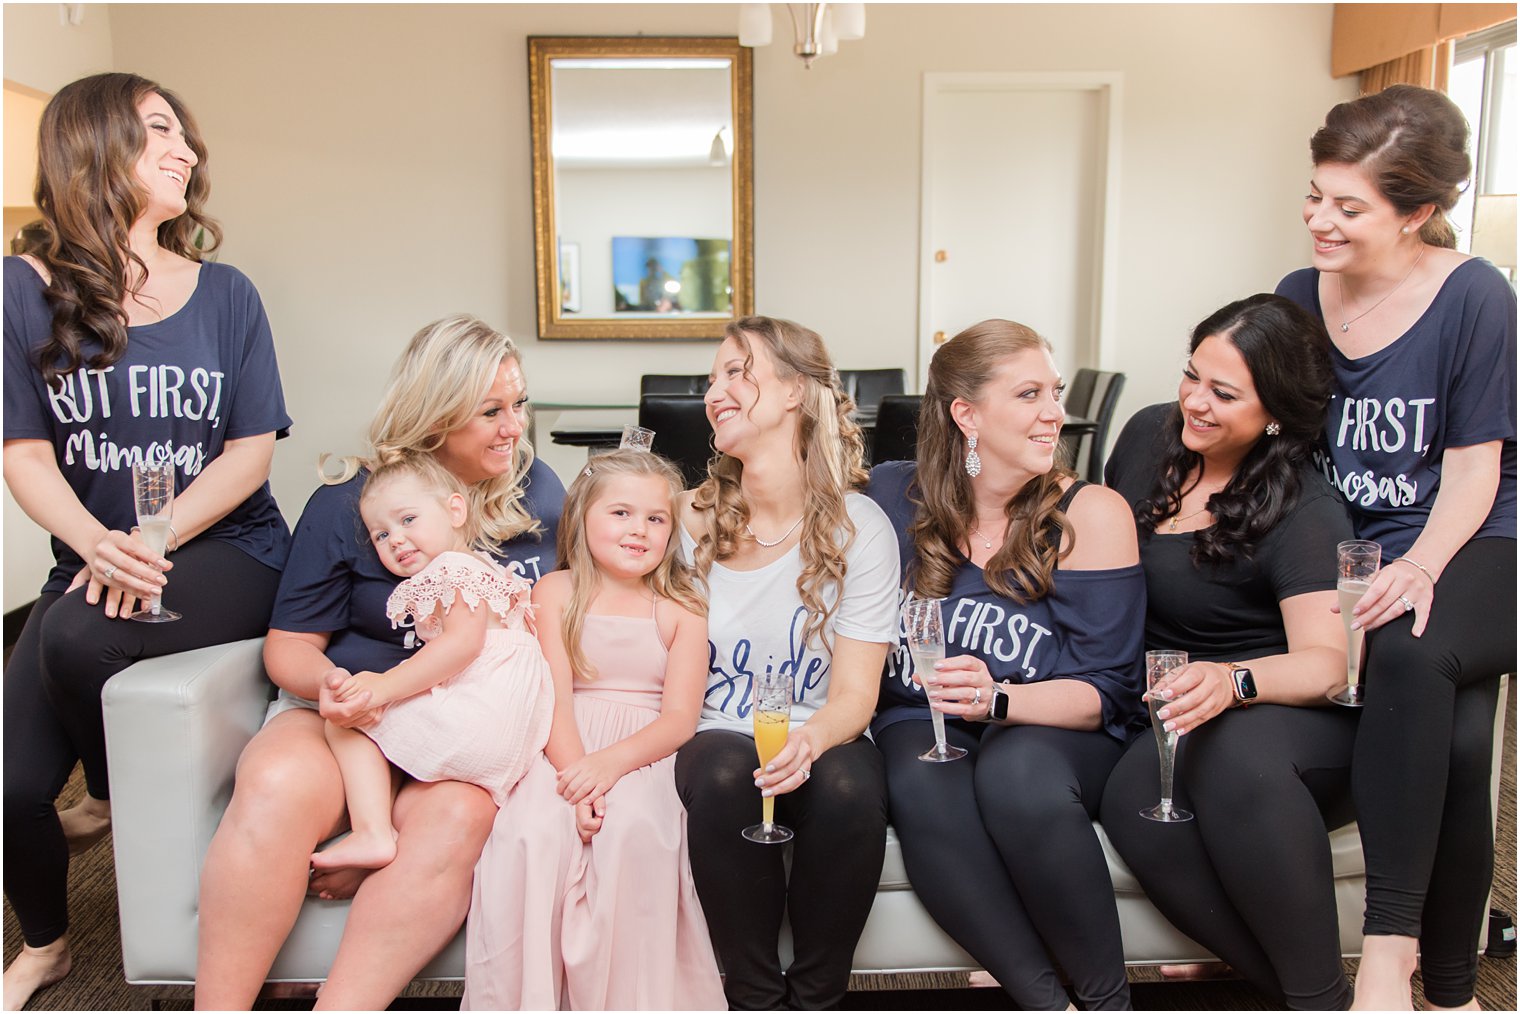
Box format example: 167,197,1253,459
1343,557,1433,637
915,653,997,721
1147,661,1236,736
71,527,171,619
753,723,818,798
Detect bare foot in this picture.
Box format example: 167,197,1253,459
1160,962,1236,981
58,795,111,857
4,938,71,1011
309,829,397,872
1350,935,1417,1011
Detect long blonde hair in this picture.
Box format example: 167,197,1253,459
557,449,706,679
690,315,867,650
910,319,1073,603
325,315,540,547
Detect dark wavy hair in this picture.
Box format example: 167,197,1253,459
1310,84,1471,249
31,72,220,387
1135,294,1333,566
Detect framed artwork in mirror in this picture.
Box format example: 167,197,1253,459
529,36,755,340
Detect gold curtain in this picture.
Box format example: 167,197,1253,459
1360,40,1455,94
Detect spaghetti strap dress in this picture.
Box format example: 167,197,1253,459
559,607,726,1010
366,550,554,806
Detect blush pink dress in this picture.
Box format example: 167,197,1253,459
365,551,553,806
559,609,726,1010
461,604,724,1011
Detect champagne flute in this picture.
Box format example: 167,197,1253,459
741,671,796,844
904,596,968,763
620,424,655,452
1328,539,1381,707
129,461,181,623
1140,649,1192,822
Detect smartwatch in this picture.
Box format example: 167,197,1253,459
981,682,1011,722
1226,663,1258,707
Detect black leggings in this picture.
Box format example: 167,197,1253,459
877,719,1129,1011
674,730,888,1010
1356,537,1515,1007
3,540,280,947
1100,704,1359,1009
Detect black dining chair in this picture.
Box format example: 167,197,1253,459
639,374,709,397
839,368,906,426
1059,368,1126,484
638,394,715,489
870,394,923,467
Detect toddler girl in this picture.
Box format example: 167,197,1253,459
312,453,553,872
464,449,724,1009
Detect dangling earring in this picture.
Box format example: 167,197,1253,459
965,434,982,477
1265,422,1281,436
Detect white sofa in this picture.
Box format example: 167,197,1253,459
100,638,1508,989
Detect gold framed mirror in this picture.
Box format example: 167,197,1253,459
529,36,754,341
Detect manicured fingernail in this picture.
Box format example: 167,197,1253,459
764,764,775,774
928,692,940,701
1158,708,1170,719
1350,621,1362,631
1163,721,1176,732
760,789,773,797
932,660,944,669
754,778,764,787
1160,689,1174,700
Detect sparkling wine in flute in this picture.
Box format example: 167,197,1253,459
904,595,967,763
1329,540,1380,706
130,462,181,623
1140,649,1192,822
913,646,950,753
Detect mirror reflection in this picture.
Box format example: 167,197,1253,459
530,38,754,340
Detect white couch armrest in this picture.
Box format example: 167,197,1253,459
101,638,273,984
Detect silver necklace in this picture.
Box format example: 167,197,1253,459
746,516,804,548
1337,245,1425,333
969,525,996,550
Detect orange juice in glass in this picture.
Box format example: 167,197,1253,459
742,672,796,844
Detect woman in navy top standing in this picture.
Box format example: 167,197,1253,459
193,315,565,1009
2,73,292,1010
866,319,1145,1010
1276,84,1517,1011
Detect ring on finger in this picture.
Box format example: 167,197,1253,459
801,768,811,781
1397,594,1415,612
103,564,118,581
972,687,982,706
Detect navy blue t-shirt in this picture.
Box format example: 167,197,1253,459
4,256,292,593
269,458,565,677
1277,259,1517,555
865,461,1146,742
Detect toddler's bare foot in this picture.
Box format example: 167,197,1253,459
310,828,397,871
4,938,72,1011
1160,962,1235,980
58,795,111,856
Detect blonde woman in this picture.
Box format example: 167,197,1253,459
673,316,900,1010
194,315,565,1010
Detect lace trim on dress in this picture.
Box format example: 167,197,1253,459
385,550,534,632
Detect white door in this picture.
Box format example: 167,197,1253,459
918,73,1121,388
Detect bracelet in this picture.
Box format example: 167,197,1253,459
1392,556,1435,584
130,524,180,552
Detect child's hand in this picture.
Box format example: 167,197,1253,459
574,795,606,843
556,750,623,805
335,670,385,705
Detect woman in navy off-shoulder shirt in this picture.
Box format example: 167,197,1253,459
865,319,1144,1011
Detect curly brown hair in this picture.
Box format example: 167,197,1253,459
31,73,221,388
690,316,867,650
909,319,1073,604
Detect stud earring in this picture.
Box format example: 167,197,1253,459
965,434,982,477
1401,227,1410,235
1265,422,1281,436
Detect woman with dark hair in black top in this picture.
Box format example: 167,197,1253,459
1099,294,1359,1010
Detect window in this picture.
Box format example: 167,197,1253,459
1449,21,1516,254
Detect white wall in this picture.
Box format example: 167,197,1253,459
2,3,1356,609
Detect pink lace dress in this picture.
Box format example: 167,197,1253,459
365,550,553,805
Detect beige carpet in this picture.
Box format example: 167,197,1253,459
6,693,1516,1011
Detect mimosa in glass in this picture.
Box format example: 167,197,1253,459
742,671,796,844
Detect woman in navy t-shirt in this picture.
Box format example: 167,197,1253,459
193,315,565,1010
865,319,1145,1011
1276,85,1516,1010
2,73,292,1010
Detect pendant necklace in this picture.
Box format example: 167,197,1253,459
1337,244,1425,333
1167,506,1212,533
969,525,996,550
747,516,804,548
